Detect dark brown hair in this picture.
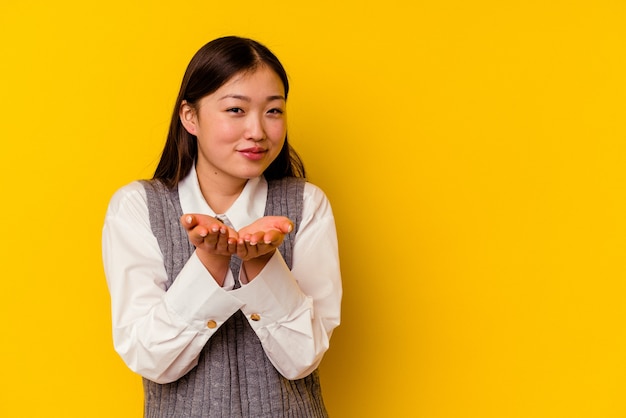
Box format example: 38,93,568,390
153,36,305,188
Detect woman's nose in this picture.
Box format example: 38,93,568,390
245,115,265,141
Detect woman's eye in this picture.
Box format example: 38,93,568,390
227,107,244,114
268,108,284,115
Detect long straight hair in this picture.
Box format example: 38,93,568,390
153,36,305,188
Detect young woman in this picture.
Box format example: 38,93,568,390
102,36,342,417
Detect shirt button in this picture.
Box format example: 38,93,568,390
206,320,217,329
250,313,261,321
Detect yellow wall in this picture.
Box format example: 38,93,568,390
1,1,625,417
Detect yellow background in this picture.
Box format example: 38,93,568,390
1,1,625,417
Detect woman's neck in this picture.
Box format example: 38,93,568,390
196,167,247,214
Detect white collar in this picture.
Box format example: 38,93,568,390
178,165,268,230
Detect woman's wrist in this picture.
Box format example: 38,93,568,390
196,251,231,286
242,250,275,282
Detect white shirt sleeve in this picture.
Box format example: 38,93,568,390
102,182,244,384
103,180,342,383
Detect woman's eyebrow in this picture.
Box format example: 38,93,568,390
219,94,285,102
219,94,250,101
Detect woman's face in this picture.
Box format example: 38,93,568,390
180,65,287,186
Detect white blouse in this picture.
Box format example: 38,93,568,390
102,167,342,384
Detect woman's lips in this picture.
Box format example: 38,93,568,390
238,147,267,161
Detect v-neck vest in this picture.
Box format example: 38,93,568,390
140,177,328,418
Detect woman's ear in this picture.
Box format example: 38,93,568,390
179,100,198,135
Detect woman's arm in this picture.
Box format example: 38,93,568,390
102,182,244,384
232,183,342,380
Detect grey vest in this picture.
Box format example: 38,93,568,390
140,178,328,418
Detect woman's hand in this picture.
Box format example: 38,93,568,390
235,216,294,261
181,214,238,255
236,216,294,280
180,214,238,285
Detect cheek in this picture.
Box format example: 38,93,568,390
267,120,287,141
199,119,240,141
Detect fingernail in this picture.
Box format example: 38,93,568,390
287,224,293,233
186,215,193,224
